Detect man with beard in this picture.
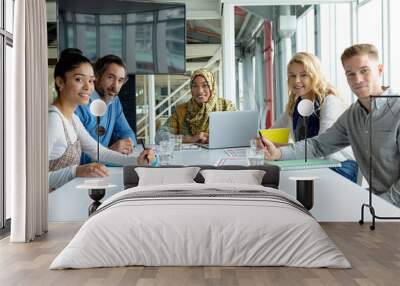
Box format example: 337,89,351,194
75,55,137,164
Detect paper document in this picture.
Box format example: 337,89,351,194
179,144,201,151
224,148,247,157
216,157,250,166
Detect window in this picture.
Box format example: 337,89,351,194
358,0,382,53
389,0,400,87
296,6,315,54
319,3,352,104
5,0,13,33
0,37,3,230
5,43,11,221
127,23,154,74
58,5,185,74
99,15,123,58
1,0,14,231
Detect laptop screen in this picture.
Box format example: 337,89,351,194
206,111,259,149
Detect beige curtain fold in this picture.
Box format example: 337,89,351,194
9,0,48,242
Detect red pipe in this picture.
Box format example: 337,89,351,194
263,21,274,128
235,6,247,17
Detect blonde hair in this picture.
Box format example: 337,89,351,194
286,52,338,117
340,43,379,64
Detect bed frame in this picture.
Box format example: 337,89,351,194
123,164,280,189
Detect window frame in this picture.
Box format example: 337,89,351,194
0,0,13,232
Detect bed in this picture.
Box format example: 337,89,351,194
50,165,350,269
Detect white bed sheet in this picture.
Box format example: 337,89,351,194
50,183,350,269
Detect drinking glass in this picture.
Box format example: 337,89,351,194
247,139,264,165
174,134,183,150
159,140,173,165
250,138,258,149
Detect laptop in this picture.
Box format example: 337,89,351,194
198,111,259,149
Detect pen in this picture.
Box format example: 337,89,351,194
140,140,150,164
258,131,266,147
140,139,146,150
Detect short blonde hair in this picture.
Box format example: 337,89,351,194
286,52,338,116
341,43,379,65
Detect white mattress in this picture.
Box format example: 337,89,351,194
50,183,350,269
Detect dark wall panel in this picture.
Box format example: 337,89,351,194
118,74,136,134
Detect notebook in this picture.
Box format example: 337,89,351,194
266,159,341,171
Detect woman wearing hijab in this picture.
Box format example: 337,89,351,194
157,68,235,143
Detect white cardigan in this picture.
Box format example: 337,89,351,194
272,95,355,162
48,105,140,189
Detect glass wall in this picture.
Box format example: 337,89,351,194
296,6,315,54
0,16,3,230
354,0,397,94
358,0,382,54
389,0,400,88
1,0,14,229
126,12,154,74
135,74,190,140
58,5,185,74
319,3,352,104
5,0,13,33
4,43,12,221
293,1,400,104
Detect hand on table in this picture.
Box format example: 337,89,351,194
138,148,156,165
194,132,209,144
76,163,109,177
261,137,282,161
109,139,134,155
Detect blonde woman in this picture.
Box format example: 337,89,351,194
272,52,357,182
157,68,235,144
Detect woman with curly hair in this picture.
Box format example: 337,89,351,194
272,52,357,182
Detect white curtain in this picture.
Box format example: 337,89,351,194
8,0,48,242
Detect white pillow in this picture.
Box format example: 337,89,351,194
136,167,200,186
200,169,266,185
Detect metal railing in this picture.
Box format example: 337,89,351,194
137,88,191,137
137,47,221,138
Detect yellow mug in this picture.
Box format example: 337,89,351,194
259,128,290,144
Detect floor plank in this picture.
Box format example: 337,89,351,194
0,222,399,286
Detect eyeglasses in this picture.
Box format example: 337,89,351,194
95,125,106,136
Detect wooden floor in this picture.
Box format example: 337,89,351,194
1,222,399,286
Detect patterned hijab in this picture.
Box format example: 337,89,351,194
185,68,220,135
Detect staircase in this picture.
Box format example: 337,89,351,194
136,47,221,141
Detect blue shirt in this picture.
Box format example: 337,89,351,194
75,91,137,164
